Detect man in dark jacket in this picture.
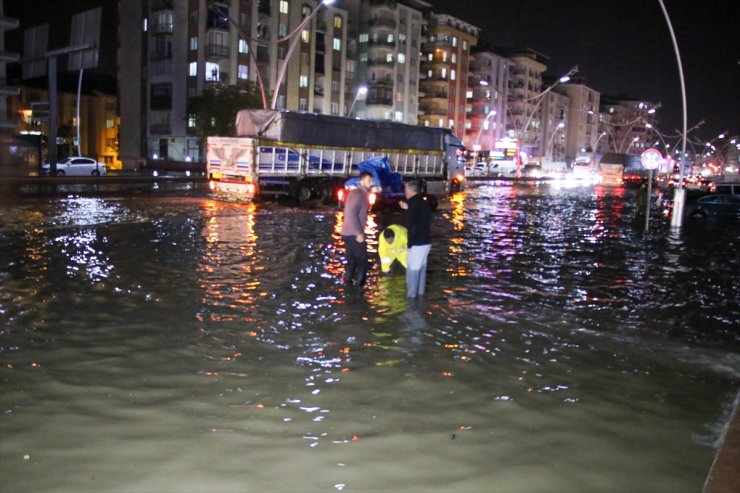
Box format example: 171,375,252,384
399,180,431,298
341,171,374,286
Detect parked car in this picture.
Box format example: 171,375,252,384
42,156,107,177
522,163,543,178
710,182,740,195
684,194,740,220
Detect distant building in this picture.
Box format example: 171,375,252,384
360,0,427,123
599,96,658,155
0,0,27,176
562,80,600,162
118,0,360,169
540,81,569,161
9,76,120,168
504,48,548,158
418,12,479,136
0,0,18,131
467,47,510,157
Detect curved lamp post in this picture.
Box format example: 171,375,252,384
348,85,367,117
271,0,335,109
545,122,565,159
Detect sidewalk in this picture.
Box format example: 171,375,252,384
703,390,740,493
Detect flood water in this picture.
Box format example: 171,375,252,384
1,183,738,493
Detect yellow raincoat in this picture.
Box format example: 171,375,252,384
378,224,408,273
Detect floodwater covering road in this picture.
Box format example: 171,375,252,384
1,183,738,492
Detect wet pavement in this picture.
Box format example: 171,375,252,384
1,182,738,492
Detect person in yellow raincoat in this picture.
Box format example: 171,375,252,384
378,224,408,274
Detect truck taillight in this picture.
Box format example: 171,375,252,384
246,183,256,195
455,173,464,182
368,192,377,206
337,188,345,201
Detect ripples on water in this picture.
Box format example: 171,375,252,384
0,186,738,492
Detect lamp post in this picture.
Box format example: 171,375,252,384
473,110,497,160
545,122,565,160
347,85,367,117
593,131,608,153
271,0,335,109
625,136,640,154
519,66,578,149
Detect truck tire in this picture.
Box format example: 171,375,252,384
297,182,313,204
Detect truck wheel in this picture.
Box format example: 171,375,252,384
297,183,312,204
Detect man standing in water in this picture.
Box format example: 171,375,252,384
341,171,374,286
399,180,431,298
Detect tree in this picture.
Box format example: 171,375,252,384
188,81,263,144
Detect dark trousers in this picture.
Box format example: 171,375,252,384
343,235,368,285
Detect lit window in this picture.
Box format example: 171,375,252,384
299,75,308,87
331,102,339,115
387,33,394,43
205,62,219,81
386,53,393,63
452,36,458,47
441,68,447,79
280,1,288,14
188,116,196,128
106,119,115,129
395,111,403,122
450,69,456,80
438,118,445,127
238,64,248,79
442,51,447,62
427,53,433,61
189,62,197,77
279,24,287,37
451,53,456,63
333,38,341,51
239,39,248,54
189,37,197,51
399,33,406,44
462,40,468,50
359,33,368,43
397,53,405,64
334,15,342,29
301,30,310,43
359,53,367,62
143,18,147,32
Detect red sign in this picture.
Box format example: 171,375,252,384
641,148,663,170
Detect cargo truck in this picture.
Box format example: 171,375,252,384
206,110,466,203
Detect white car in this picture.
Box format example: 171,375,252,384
42,156,107,176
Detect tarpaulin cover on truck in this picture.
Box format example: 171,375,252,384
344,156,403,193
235,110,448,152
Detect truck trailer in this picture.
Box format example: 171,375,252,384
206,110,466,203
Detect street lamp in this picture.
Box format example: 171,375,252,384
473,110,497,159
625,136,640,154
545,122,565,160
347,85,367,117
271,0,335,109
593,131,608,152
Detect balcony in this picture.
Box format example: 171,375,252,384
151,0,174,11
367,58,394,68
0,15,20,30
366,97,392,107
368,17,396,29
367,39,396,48
205,43,229,59
423,90,448,100
151,21,173,35
149,123,171,135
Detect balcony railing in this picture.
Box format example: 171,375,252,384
368,17,396,29
206,44,229,59
151,21,174,35
367,39,396,48
366,97,393,106
151,0,174,12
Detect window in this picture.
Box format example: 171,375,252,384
427,53,433,61
387,33,394,43
239,39,248,54
238,64,248,79
399,33,406,44
442,51,447,62
106,119,115,129
397,53,405,64
359,33,368,43
450,69,456,80
299,75,308,87
397,73,404,83
466,90,472,99
189,37,197,51
452,36,458,47
331,102,339,115
279,0,288,14
334,15,342,29
205,62,219,81
463,40,468,51
359,53,367,62
189,61,197,77
150,83,172,109
451,53,456,63
299,98,308,111
301,29,310,43
278,23,287,37
395,111,403,122
333,38,341,51
277,95,285,108
331,80,339,93
441,68,447,79
188,115,196,128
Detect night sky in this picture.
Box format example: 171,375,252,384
432,0,739,141
6,0,738,140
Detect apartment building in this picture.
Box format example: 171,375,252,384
504,48,548,158
418,12,479,136
562,80,600,162
599,96,657,155
0,0,18,132
359,0,427,123
539,83,569,161
466,47,509,156
118,0,357,168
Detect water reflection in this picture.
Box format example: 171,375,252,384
0,188,738,492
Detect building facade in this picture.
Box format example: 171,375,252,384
418,13,478,136
359,0,426,123
539,84,569,161
598,96,658,155
466,47,509,158
505,48,548,158
562,81,600,162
